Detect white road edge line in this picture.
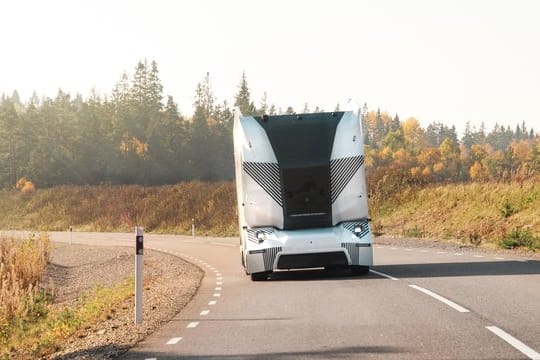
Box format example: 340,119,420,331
409,285,470,313
145,358,157,360
187,322,199,328
166,337,182,345
211,241,236,247
486,326,540,360
370,269,399,281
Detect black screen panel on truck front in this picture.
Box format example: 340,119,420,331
255,112,343,230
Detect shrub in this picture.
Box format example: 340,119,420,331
405,225,423,238
500,199,515,218
500,228,539,250
15,177,36,194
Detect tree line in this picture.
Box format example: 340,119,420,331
0,60,538,191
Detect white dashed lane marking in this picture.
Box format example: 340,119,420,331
217,277,223,281
486,326,540,359
214,293,221,297
215,287,222,291
200,310,210,316
473,255,484,258
187,322,199,328
208,300,217,305
166,337,182,345
216,281,223,285
409,284,470,313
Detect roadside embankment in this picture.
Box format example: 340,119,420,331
0,235,203,359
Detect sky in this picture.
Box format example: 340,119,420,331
1,0,539,134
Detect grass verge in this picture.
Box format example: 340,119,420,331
370,178,540,250
1,277,133,359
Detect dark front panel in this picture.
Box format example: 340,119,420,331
255,112,343,230
282,165,331,229
277,251,348,269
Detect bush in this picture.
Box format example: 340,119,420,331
500,199,515,218
405,225,423,238
500,228,540,250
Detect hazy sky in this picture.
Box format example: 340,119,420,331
1,0,539,134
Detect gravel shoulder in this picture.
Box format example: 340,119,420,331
374,235,540,259
45,243,203,359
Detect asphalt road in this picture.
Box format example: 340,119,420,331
44,231,540,360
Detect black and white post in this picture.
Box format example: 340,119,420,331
135,226,144,325
69,225,72,246
192,218,195,237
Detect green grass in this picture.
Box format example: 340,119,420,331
1,278,134,358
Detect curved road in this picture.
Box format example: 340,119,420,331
46,232,540,359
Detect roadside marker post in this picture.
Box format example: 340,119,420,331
69,225,72,245
192,218,195,237
135,226,144,325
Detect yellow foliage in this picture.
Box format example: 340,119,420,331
22,181,35,194
418,147,441,166
410,166,422,178
422,166,432,177
434,162,444,174
16,177,36,194
119,135,148,159
392,148,408,165
470,161,488,181
470,144,488,162
379,146,393,161
512,140,533,163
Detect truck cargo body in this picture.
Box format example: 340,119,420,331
233,109,373,280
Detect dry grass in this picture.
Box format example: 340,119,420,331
0,234,51,345
371,177,540,249
1,179,539,249
0,182,237,236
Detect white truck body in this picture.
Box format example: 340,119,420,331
233,109,373,280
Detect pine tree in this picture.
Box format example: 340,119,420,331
234,71,256,115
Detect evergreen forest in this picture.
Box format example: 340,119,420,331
1,60,538,193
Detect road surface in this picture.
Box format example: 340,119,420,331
46,232,540,359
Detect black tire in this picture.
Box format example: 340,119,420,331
350,265,370,276
250,271,271,281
